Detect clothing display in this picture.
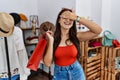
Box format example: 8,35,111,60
0,27,30,80
26,36,38,44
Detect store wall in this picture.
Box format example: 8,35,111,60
91,0,102,25
38,0,75,24
101,0,112,31
101,0,120,40
76,0,91,18
110,0,120,40
76,0,101,25
0,0,38,18
75,0,102,32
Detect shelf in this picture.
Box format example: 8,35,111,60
25,43,38,46
21,27,39,46
87,46,102,50
21,27,40,30
87,54,101,63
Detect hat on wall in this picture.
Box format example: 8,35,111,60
19,13,28,21
0,12,14,37
10,13,21,25
39,21,55,35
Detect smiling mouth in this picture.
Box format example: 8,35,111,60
64,21,72,25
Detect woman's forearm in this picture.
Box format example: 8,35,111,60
65,11,102,34
78,17,102,34
43,40,53,67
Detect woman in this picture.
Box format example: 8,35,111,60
43,8,102,80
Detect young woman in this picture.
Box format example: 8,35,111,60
43,8,102,80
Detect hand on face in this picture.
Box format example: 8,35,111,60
60,11,77,21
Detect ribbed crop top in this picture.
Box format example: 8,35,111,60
55,44,78,66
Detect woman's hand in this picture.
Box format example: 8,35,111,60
60,11,77,21
45,31,54,42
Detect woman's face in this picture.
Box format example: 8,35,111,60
59,11,74,30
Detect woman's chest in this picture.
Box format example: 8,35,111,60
55,44,78,59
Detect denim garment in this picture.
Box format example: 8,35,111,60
52,60,86,80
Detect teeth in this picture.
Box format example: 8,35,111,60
64,22,71,25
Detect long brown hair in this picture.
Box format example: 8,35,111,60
53,8,81,60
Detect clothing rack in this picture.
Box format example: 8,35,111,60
4,37,11,80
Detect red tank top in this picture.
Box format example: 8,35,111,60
55,44,77,66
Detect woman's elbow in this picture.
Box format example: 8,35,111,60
44,62,52,67
95,27,102,34
43,59,52,67
98,28,102,34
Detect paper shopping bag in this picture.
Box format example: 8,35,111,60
27,35,47,71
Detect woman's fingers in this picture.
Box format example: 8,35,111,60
60,11,77,20
45,31,54,41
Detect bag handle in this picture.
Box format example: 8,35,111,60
103,30,112,36
102,30,112,45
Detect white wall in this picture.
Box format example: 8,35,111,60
101,0,112,31
91,0,102,25
76,0,91,18
0,0,38,18
110,0,120,40
76,0,102,25
75,0,102,32
38,0,75,24
101,0,120,40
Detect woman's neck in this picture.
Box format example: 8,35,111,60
61,27,69,38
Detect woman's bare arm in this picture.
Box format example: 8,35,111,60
43,31,54,67
77,17,102,41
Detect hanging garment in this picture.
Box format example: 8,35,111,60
14,27,30,80
0,27,30,80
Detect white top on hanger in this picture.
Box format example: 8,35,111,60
0,27,30,80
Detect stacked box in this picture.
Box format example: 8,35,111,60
103,47,120,80
79,37,103,80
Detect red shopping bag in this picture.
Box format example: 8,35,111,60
27,35,47,71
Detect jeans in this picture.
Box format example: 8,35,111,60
52,60,86,80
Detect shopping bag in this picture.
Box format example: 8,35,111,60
102,30,116,46
27,35,47,71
